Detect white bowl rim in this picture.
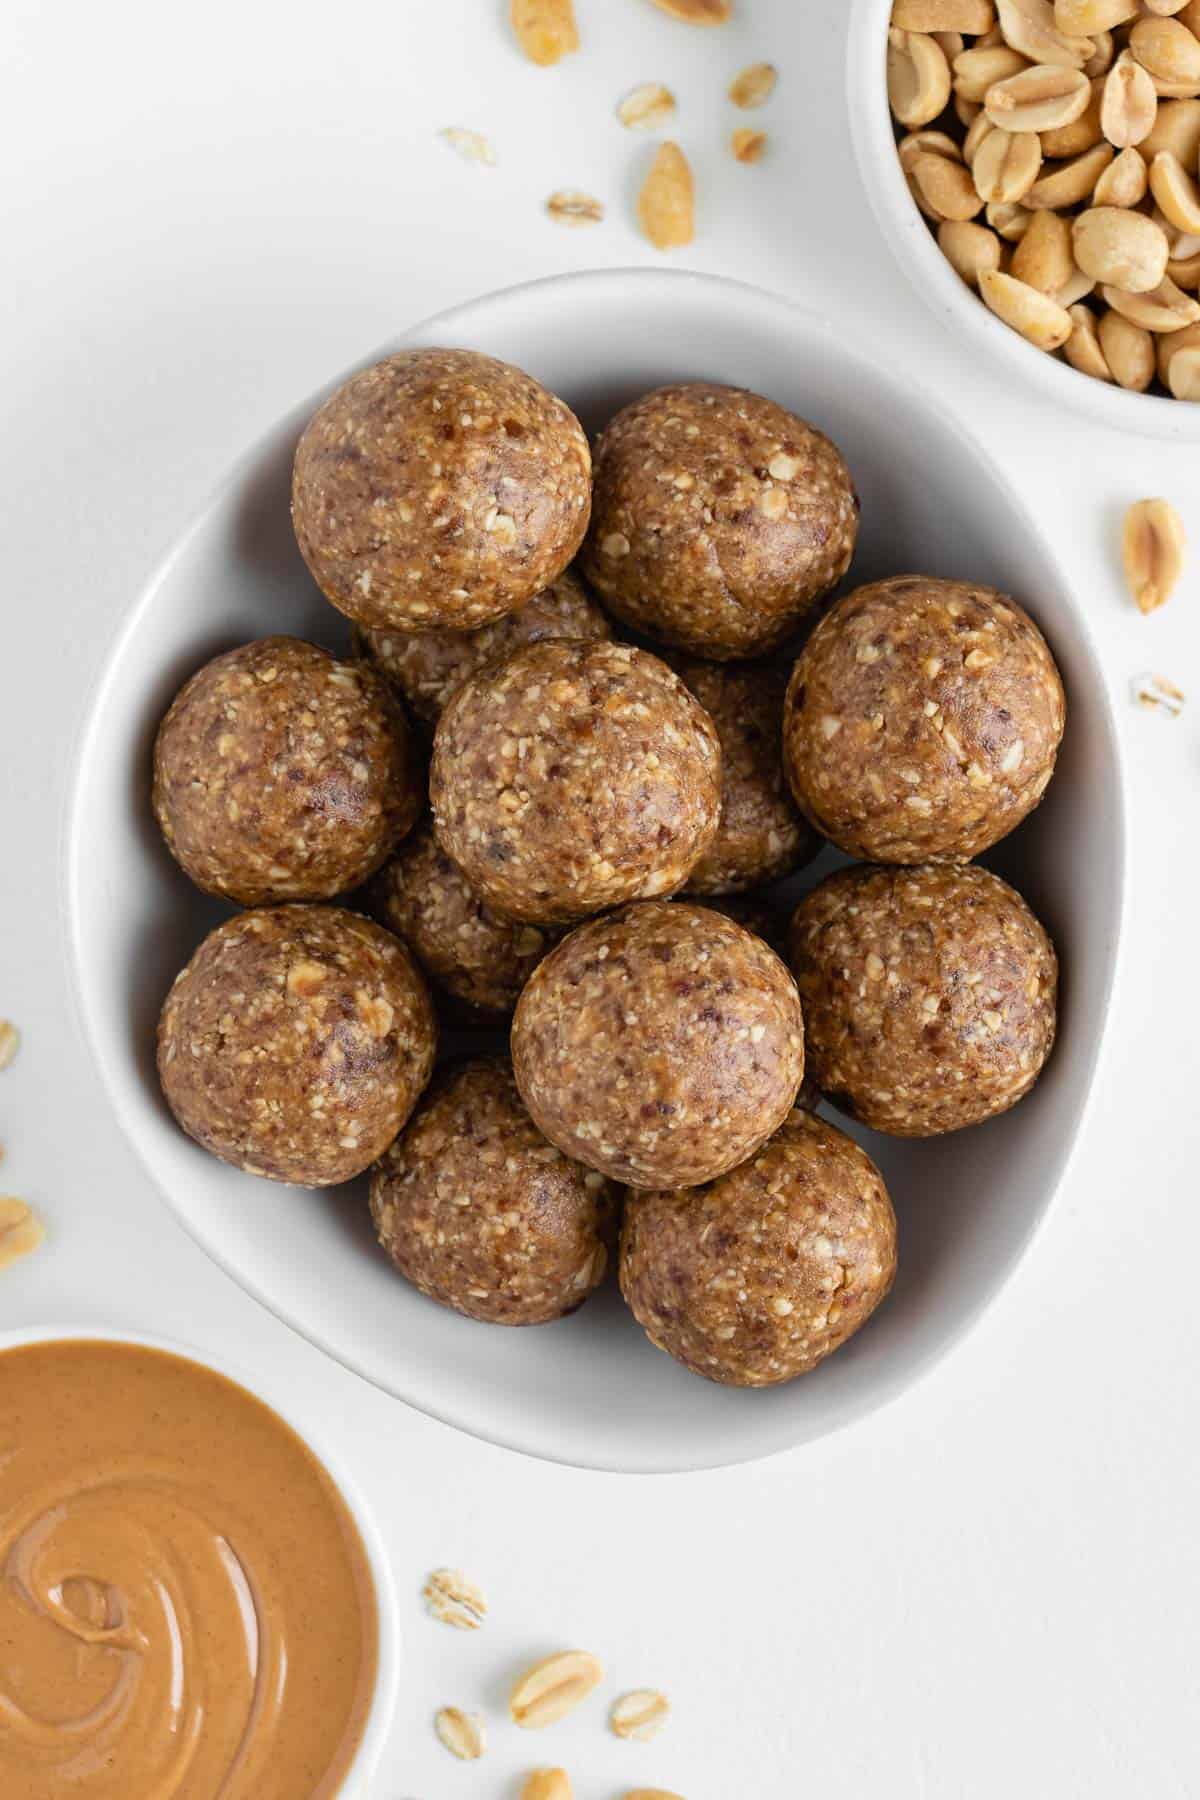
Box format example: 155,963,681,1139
60,265,1129,1473
847,0,1200,444
0,1320,401,1795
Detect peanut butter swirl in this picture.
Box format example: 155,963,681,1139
0,1340,377,1800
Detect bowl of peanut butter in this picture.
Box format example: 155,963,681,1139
0,1326,399,1800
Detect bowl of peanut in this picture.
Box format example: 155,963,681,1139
849,0,1200,438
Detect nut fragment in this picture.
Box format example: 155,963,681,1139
973,126,1043,198
996,0,1095,67
1122,497,1186,612
890,29,954,123
1072,205,1169,290
729,62,777,107
0,1021,19,1073
618,83,678,130
522,1772,574,1800
731,127,768,162
1102,50,1159,144
985,62,1090,127
435,1707,486,1760
423,1567,487,1630
1093,144,1148,205
1098,306,1156,384
979,266,1075,342
893,0,997,24
637,142,695,249
0,1197,43,1270
1102,272,1200,326
546,189,605,225
610,1690,672,1743
511,1651,604,1730
1064,301,1114,374
647,0,731,19
511,0,579,65
440,127,497,166
939,217,1005,280
1131,670,1186,714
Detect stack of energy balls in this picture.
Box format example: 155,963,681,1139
153,346,1064,1389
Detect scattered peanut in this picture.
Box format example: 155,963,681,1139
510,0,579,66
511,1650,604,1729
729,62,778,107
0,1021,19,1073
0,1198,44,1270
1122,497,1186,612
647,0,731,20
637,141,695,249
522,1771,573,1800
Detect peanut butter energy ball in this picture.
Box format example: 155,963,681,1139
152,637,420,906
674,658,819,895
512,901,806,1189
373,820,557,1018
782,576,1066,863
292,349,592,633
581,382,860,659
355,566,611,725
620,1109,897,1386
369,1056,618,1325
788,863,1057,1138
158,906,436,1186
430,641,722,926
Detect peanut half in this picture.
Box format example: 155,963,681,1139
637,143,695,250
1122,497,1186,612
522,1772,573,1800
510,0,579,65
511,1651,604,1729
979,267,1075,343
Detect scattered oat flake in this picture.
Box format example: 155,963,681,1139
423,1566,487,1629
511,0,580,67
729,62,778,108
434,1706,486,1761
0,1021,18,1072
1131,672,1186,717
546,188,605,226
440,127,497,167
638,141,695,251
0,1198,44,1270
731,127,768,163
610,1688,671,1742
648,0,732,21
618,82,678,131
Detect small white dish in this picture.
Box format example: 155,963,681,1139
847,0,1200,443
65,268,1126,1473
0,1322,399,1799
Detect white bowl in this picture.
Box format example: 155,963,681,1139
65,268,1126,1473
848,0,1200,443
0,1322,399,1797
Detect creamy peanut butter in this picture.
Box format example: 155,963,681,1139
0,1339,378,1799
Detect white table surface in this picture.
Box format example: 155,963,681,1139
3,2,1198,1795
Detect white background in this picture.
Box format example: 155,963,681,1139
3,2,1199,1795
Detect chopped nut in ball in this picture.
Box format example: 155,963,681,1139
373,820,558,1019
371,1056,619,1325
430,640,722,925
512,901,806,1188
152,637,421,905
620,1108,897,1385
672,657,820,894
158,906,436,1185
788,862,1057,1138
355,565,612,726
782,576,1065,863
292,349,592,632
581,383,860,660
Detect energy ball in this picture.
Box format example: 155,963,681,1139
512,901,806,1189
292,348,592,633
158,906,436,1186
373,820,557,1018
152,637,420,906
355,566,611,726
788,862,1057,1138
620,1109,897,1386
430,640,722,926
782,575,1066,863
580,382,860,660
369,1056,618,1325
673,657,820,895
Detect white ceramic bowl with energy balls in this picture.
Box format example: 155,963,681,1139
848,0,1200,442
66,269,1126,1473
